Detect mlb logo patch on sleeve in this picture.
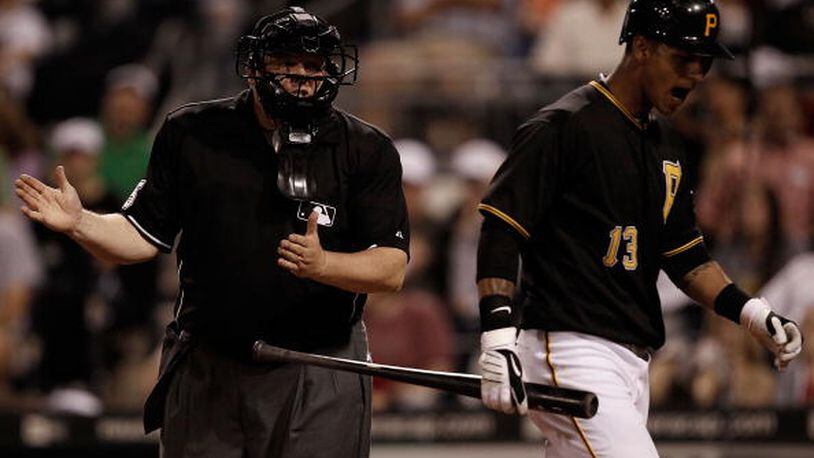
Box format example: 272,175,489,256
122,179,146,210
297,201,337,227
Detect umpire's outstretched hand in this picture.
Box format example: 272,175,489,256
278,210,327,279
15,166,83,233
479,327,528,415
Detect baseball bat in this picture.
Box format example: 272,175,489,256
253,340,598,418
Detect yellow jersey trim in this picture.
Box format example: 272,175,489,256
589,81,644,131
662,236,704,257
544,332,598,458
478,204,531,239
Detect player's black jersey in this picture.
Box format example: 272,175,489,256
121,90,409,356
480,80,708,350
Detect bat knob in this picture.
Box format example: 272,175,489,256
583,392,599,418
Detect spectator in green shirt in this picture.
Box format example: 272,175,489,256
99,64,158,203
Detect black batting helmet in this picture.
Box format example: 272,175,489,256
619,0,734,60
236,7,358,127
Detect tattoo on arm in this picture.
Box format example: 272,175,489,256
678,261,717,289
679,261,732,310
478,277,515,299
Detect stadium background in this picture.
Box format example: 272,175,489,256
0,0,813,456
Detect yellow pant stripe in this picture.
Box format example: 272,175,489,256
544,332,598,458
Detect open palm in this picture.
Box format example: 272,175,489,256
15,166,84,233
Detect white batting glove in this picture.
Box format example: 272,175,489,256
740,298,803,370
479,327,528,415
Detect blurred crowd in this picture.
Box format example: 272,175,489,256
0,0,813,416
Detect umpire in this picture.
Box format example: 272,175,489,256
475,1,803,457
15,7,408,458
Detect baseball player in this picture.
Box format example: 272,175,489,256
16,7,409,458
476,1,803,456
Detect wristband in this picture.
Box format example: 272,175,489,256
481,327,518,349
714,283,751,324
479,294,514,332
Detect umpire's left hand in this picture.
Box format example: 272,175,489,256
278,211,327,279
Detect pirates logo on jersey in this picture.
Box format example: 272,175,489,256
662,161,682,223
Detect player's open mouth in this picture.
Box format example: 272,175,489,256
670,87,691,102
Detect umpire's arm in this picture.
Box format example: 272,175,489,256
16,167,159,265
68,211,160,264
277,211,407,293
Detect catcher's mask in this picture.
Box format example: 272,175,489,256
236,6,358,133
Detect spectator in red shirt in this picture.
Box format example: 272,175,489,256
698,82,814,262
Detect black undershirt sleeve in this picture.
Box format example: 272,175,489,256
476,215,521,283
477,215,523,331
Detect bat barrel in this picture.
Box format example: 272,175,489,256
526,384,598,418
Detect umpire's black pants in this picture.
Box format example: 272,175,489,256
160,323,371,458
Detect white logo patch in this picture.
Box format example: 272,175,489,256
297,201,337,227
122,179,146,210
395,230,404,239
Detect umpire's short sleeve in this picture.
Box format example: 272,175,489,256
479,122,561,239
349,139,410,255
120,118,181,253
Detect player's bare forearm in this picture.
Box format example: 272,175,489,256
477,277,515,299
676,261,731,310
317,247,407,293
71,211,159,265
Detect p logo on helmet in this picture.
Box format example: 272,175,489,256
704,13,717,37
618,0,734,60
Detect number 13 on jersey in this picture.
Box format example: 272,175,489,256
603,225,638,270
602,161,681,270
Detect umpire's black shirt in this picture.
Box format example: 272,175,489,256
121,90,409,357
480,81,709,350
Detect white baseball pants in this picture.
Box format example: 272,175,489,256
517,330,659,458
